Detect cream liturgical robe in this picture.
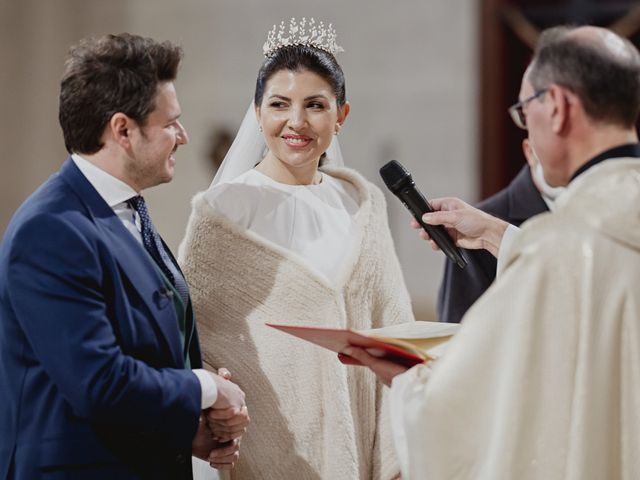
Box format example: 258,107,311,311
180,167,414,480
390,159,640,480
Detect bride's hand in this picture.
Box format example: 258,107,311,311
208,438,241,470
206,405,250,442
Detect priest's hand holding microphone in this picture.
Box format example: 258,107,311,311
410,197,511,259
378,160,510,259
380,159,511,261
343,160,512,385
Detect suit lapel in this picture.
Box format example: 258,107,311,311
58,158,184,366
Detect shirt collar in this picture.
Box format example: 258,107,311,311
570,143,640,182
71,153,138,207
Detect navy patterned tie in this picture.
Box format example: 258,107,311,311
127,195,190,306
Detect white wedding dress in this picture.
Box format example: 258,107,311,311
191,167,359,480
204,168,359,281
188,94,394,478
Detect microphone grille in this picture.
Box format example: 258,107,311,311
379,160,411,193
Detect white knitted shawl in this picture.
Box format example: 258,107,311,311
179,167,414,480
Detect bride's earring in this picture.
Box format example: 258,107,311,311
259,125,263,132
334,124,340,136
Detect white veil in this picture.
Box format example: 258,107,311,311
208,102,345,188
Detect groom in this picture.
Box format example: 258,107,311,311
0,33,248,479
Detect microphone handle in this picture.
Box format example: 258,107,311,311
398,187,467,269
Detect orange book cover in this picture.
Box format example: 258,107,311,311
266,321,459,368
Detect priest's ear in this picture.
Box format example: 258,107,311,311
548,84,579,135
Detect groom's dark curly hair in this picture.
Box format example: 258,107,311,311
59,33,183,154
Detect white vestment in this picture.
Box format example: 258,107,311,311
180,166,414,480
390,158,640,480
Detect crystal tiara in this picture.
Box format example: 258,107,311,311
262,17,344,58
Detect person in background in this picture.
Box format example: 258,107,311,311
437,163,548,323
437,135,565,323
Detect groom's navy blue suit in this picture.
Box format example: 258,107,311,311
0,158,202,479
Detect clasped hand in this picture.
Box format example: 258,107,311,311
192,368,250,470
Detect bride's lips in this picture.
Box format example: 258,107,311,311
282,134,313,149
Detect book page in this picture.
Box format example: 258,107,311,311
362,321,459,339
363,321,460,359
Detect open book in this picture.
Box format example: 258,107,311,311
267,321,460,368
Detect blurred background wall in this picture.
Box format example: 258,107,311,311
3,0,639,319
0,0,479,320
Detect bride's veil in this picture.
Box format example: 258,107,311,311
207,102,345,190
209,104,266,187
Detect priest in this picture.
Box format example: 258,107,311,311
345,25,640,480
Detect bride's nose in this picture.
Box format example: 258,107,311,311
287,105,307,130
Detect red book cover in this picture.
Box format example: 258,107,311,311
266,322,459,368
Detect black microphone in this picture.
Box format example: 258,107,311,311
380,160,467,269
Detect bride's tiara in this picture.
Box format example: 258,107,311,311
262,17,344,58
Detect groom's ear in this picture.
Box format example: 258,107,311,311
109,112,135,149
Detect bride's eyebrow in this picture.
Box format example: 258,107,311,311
268,94,290,101
304,95,329,101
267,94,329,101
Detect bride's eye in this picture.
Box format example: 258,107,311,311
269,101,287,108
308,102,325,110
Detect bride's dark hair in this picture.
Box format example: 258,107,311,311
254,45,346,107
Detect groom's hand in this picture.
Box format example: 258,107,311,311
191,414,220,460
206,369,250,442
192,415,241,470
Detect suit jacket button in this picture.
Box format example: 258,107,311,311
153,288,172,309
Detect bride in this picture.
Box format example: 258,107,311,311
180,18,413,479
